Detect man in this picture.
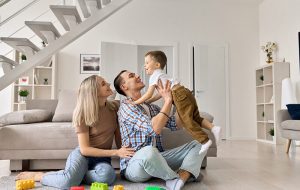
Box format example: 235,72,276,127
113,70,207,190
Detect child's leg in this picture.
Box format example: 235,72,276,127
172,87,210,145
193,98,221,145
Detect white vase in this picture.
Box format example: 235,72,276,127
19,96,27,103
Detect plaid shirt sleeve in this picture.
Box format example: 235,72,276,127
148,103,178,131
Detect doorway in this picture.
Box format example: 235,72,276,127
192,44,229,139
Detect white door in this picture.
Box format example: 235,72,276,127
193,44,228,139
101,42,138,85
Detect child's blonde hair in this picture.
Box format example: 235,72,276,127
73,75,117,127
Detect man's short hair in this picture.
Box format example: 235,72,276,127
114,70,127,96
145,50,167,69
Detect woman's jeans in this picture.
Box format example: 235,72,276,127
124,140,206,182
41,147,116,189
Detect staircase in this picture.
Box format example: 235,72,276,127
0,0,132,91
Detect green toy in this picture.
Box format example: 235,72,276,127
144,186,165,190
90,182,108,190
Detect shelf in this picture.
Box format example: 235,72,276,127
14,84,33,87
35,66,52,69
264,83,273,86
12,52,57,112
256,139,275,144
256,62,290,145
34,85,52,87
257,121,266,123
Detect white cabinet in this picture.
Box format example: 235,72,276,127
11,52,57,111
255,62,290,144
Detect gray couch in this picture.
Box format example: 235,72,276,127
0,91,217,171
277,109,300,153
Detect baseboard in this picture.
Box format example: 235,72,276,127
226,136,256,141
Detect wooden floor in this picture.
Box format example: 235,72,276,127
1,140,299,190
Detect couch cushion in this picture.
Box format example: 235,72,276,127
0,109,52,127
0,122,78,150
286,104,300,120
52,90,77,122
281,120,300,131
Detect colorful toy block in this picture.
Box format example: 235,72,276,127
70,186,85,190
113,185,124,190
90,182,108,190
16,179,35,190
144,186,165,190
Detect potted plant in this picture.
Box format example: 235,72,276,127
18,89,29,102
261,42,277,64
268,128,274,141
21,54,27,62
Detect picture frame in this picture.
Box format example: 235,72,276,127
80,54,101,74
18,76,29,85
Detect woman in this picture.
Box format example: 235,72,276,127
16,75,135,189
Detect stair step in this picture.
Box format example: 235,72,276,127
102,0,111,6
0,37,40,57
0,0,132,91
50,5,82,31
78,0,103,18
0,55,18,74
0,55,18,66
25,21,61,44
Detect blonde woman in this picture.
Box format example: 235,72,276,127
16,75,135,189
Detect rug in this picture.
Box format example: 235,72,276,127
0,175,208,190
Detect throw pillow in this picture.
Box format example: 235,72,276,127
0,109,52,127
52,90,77,122
286,104,300,120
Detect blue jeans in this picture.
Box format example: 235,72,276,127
124,140,206,182
41,147,116,189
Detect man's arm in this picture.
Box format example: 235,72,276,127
151,80,173,134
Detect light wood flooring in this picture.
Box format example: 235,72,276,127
0,140,299,190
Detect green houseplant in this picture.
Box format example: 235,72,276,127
18,89,29,102
21,54,27,61
268,128,274,141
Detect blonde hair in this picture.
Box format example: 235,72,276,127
72,75,117,127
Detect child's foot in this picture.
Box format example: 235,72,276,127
15,172,44,182
199,139,212,154
212,125,221,145
166,178,184,190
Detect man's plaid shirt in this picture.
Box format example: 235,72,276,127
118,97,177,171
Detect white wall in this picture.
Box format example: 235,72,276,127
259,0,300,100
57,0,260,139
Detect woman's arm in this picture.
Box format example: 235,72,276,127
77,131,134,158
114,127,122,149
134,85,156,104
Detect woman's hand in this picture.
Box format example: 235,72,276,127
156,79,172,103
117,146,135,158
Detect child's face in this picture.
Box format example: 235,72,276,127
144,55,160,75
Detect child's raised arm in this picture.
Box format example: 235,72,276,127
134,85,156,104
146,93,162,104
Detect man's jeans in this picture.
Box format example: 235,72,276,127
41,147,116,189
124,140,206,182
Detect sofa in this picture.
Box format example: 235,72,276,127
277,109,300,153
0,90,217,171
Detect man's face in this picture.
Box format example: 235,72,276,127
120,71,145,94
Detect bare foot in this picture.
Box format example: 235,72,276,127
15,172,44,182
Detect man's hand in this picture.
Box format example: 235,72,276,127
156,79,172,103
